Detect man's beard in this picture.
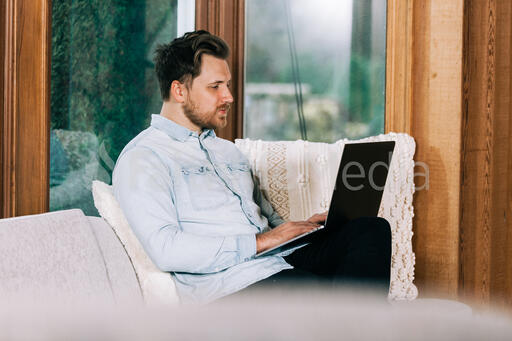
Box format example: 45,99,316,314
183,97,230,130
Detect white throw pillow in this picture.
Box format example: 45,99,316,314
235,133,418,300
91,180,180,305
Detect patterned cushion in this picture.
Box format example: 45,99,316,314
236,133,418,300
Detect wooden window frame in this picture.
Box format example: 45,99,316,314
1,0,51,217
195,0,245,141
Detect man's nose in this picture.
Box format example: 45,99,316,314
222,87,234,104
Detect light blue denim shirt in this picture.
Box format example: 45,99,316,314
112,115,292,303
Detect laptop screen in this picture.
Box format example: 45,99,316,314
325,141,395,227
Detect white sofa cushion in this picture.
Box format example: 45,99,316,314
92,180,179,305
235,133,418,300
0,209,130,303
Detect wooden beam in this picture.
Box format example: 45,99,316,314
1,0,17,218
385,0,414,134
490,0,512,309
391,0,512,308
508,30,512,308
460,0,512,308
0,0,6,215
490,0,512,307
410,0,465,299
195,0,245,141
508,11,512,306
1,0,51,218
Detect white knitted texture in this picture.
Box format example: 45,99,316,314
91,181,180,305
236,133,418,300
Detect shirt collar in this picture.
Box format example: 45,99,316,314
150,114,216,142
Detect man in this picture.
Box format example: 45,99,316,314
113,30,391,304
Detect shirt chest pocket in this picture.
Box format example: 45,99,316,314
226,162,254,195
181,166,229,210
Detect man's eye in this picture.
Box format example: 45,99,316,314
211,85,219,89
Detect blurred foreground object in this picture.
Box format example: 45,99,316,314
0,289,511,341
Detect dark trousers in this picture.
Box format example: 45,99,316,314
239,217,392,296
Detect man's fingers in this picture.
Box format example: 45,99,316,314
307,212,328,224
302,221,321,231
288,222,317,235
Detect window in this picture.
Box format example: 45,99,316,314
49,0,195,215
244,0,386,142
4,0,397,217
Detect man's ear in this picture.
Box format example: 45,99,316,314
170,80,186,103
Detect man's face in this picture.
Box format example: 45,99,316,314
182,54,234,131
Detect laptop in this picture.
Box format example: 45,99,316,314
255,141,395,257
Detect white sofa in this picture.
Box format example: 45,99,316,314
1,133,418,305
2,133,417,304
0,209,143,304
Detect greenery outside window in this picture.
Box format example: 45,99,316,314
244,0,386,142
49,0,195,215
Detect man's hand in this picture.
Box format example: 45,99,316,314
255,212,327,254
307,211,328,225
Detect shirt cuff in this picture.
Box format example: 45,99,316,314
270,217,286,228
237,233,257,262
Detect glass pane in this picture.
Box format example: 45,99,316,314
244,0,386,142
50,0,195,215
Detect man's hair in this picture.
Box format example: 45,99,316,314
153,30,230,100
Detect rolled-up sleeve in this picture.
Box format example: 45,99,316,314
252,175,286,228
113,147,256,274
